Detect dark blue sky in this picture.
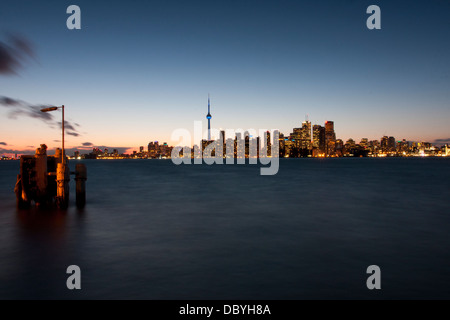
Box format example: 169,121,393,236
1,0,449,152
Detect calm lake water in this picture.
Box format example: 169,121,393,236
0,158,449,299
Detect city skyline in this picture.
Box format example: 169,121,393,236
1,106,449,158
1,0,450,156
13,115,446,160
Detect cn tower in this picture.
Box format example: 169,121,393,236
206,94,212,140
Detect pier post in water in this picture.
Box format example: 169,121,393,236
35,145,48,206
75,163,87,209
56,162,70,209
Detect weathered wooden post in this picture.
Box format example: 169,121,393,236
75,163,87,209
56,162,70,209
35,145,48,206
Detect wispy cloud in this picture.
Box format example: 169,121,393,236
82,142,93,146
1,35,82,138
0,95,81,136
0,34,34,75
0,142,7,146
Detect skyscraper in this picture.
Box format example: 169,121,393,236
265,130,271,156
300,121,312,150
325,121,336,156
290,127,302,149
313,125,326,153
388,136,396,152
381,136,389,152
206,94,212,141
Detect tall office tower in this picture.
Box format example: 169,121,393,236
265,130,271,156
381,136,389,152
312,125,326,153
206,94,212,141
325,121,336,155
278,133,285,157
290,127,302,149
388,136,396,152
244,133,250,158
300,121,312,150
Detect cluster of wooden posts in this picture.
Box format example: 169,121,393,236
14,144,86,209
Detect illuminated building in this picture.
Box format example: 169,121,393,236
381,136,389,153
343,139,355,155
264,130,271,156
284,139,295,157
290,127,302,149
325,121,336,156
360,138,369,149
397,139,409,154
278,133,285,157
148,141,159,158
300,121,312,150
313,125,325,154
388,136,396,152
335,139,343,157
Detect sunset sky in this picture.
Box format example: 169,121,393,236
1,0,449,156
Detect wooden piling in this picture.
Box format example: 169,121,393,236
35,146,48,205
75,164,87,209
56,162,70,209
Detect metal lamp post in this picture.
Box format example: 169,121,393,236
41,105,69,208
41,105,65,164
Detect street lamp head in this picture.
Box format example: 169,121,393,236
41,107,59,112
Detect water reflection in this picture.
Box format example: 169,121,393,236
16,207,68,240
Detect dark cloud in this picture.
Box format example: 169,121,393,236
0,43,16,74
0,95,81,136
11,105,55,122
57,121,78,132
0,35,34,75
0,96,20,106
434,138,450,145
82,142,93,146
10,35,34,58
0,142,7,145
